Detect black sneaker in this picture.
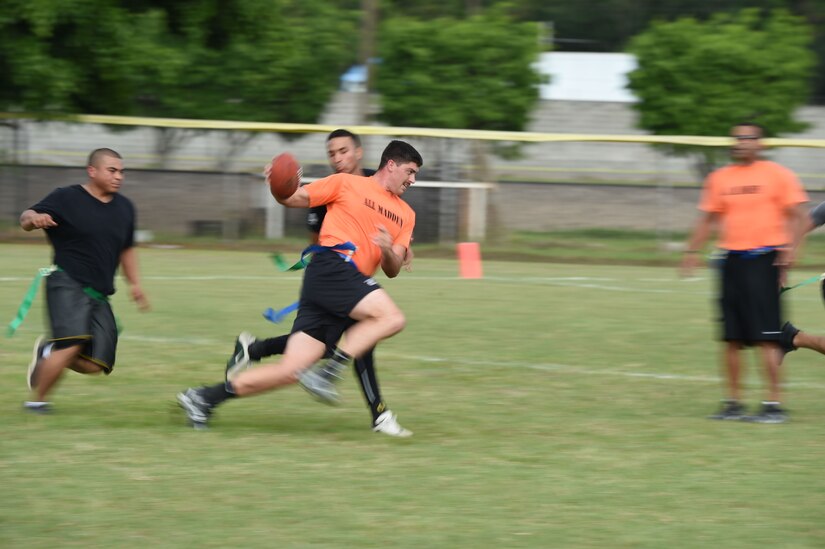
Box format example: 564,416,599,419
744,403,788,424
177,388,213,430
707,400,746,420
779,322,799,356
27,335,47,391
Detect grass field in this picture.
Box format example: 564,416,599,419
2,242,825,548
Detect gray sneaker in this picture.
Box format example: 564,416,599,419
27,335,47,391
225,332,256,382
707,400,746,420
177,388,213,429
298,366,342,405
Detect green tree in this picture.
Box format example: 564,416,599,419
376,9,544,131
0,1,360,168
0,1,174,115
125,0,359,168
375,8,545,180
626,8,815,176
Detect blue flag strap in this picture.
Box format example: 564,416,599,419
262,301,299,324
262,242,358,323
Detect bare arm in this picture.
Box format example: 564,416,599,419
372,226,406,278
120,247,150,311
680,211,718,277
275,185,311,208
784,203,809,268
381,244,407,278
20,209,57,231
402,246,414,272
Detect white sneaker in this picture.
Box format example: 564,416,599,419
23,401,52,414
373,411,413,437
225,332,256,381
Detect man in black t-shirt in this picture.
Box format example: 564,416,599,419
20,148,149,412
222,129,413,437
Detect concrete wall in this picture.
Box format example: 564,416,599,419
0,165,459,242
5,165,825,239
4,93,825,189
4,93,825,239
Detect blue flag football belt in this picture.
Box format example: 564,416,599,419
712,246,822,294
264,242,357,324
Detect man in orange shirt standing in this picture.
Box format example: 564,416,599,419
681,122,808,423
177,140,422,430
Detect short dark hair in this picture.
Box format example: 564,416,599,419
377,140,423,170
87,148,122,167
733,122,765,136
326,129,361,148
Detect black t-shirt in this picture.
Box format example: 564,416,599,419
306,168,376,234
31,185,136,295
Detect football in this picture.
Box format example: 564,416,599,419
267,153,302,200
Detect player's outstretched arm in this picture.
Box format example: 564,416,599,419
19,209,57,231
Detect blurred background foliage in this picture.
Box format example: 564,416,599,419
0,0,822,138
627,8,815,177
375,7,544,132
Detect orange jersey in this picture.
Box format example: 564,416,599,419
304,173,415,276
699,160,808,250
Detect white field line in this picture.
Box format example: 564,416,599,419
113,333,825,390
5,272,824,388
0,274,701,294
0,275,302,282
5,327,823,389
376,352,825,390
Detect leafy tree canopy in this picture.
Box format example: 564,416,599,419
375,8,545,131
627,8,815,137
0,0,360,124
128,0,359,123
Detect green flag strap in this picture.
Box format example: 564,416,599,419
780,273,824,294
271,243,358,273
6,266,57,337
271,252,313,272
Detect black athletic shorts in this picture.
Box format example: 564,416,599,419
719,250,782,345
46,270,118,373
291,251,381,343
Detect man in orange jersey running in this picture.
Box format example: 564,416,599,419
225,129,414,436
681,122,808,423
177,140,422,430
